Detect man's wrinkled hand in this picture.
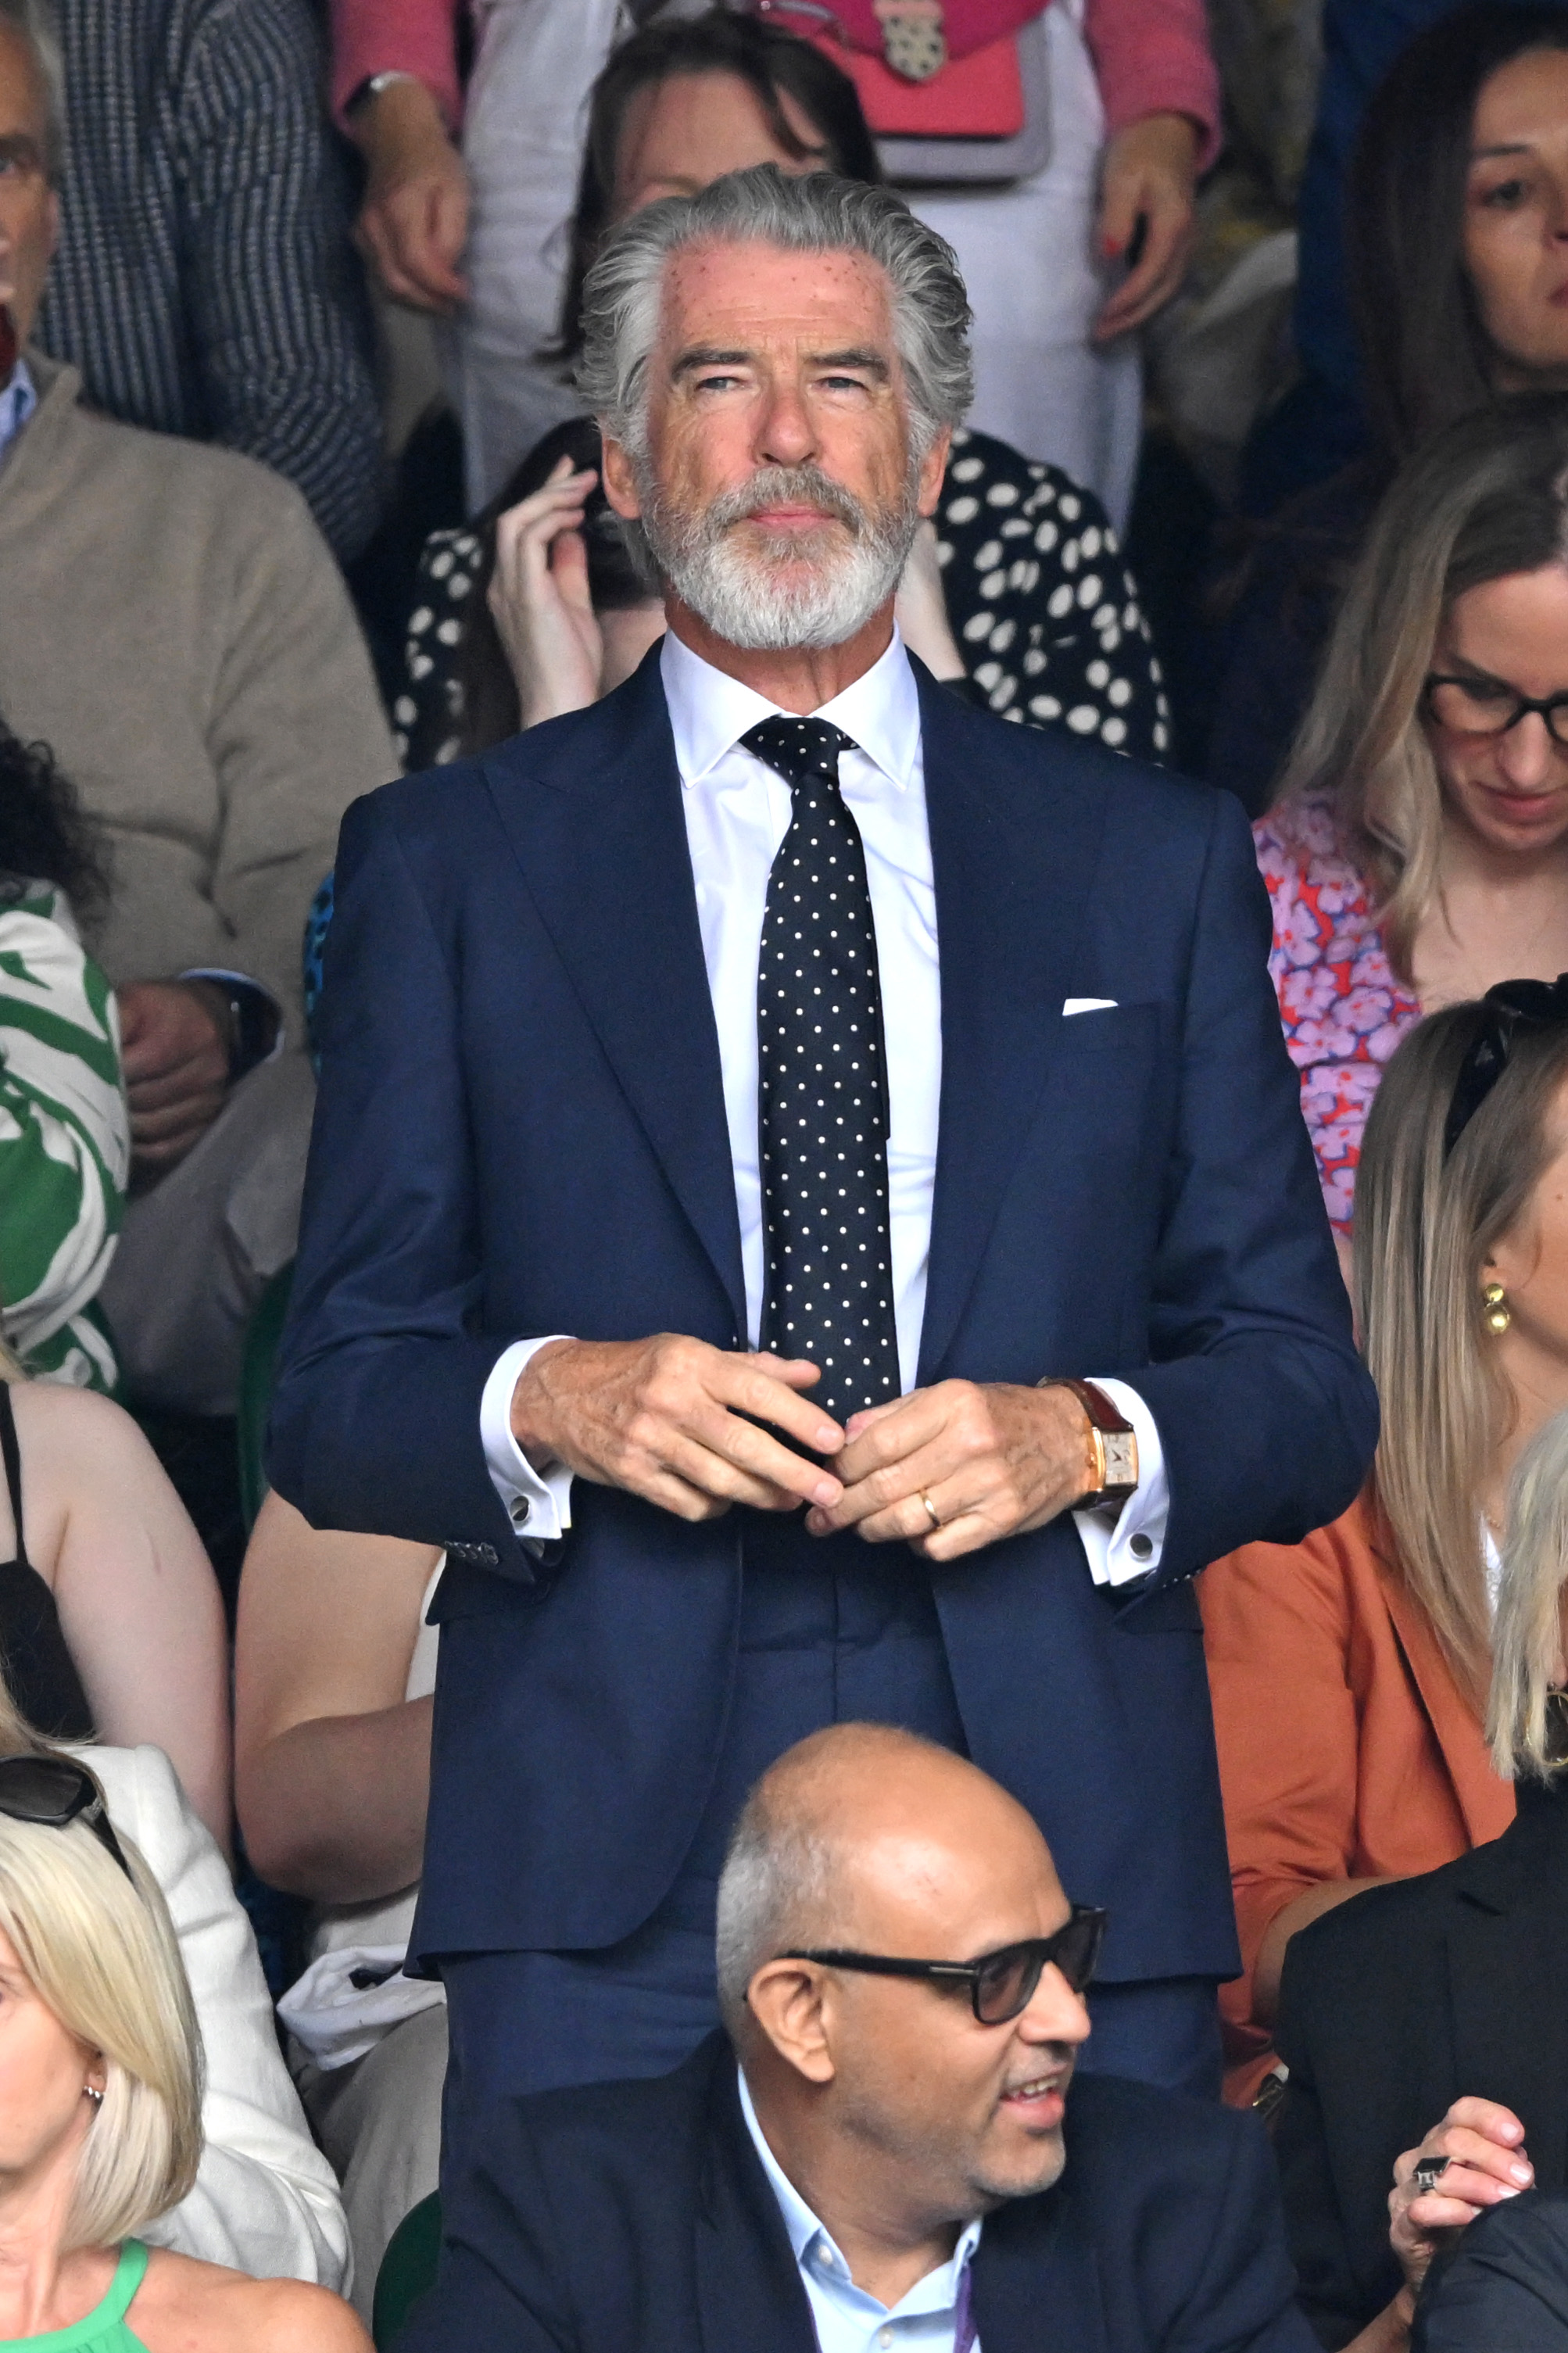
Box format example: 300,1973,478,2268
509,1335,847,1524
805,1380,1095,1560
116,979,231,1174
1389,2099,1534,2296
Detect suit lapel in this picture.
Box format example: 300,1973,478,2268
1375,1552,1516,1847
480,654,748,1337
915,671,1108,1381
695,2068,820,2353
972,2185,1108,2353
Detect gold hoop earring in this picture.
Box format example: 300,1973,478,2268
1484,1282,1513,1335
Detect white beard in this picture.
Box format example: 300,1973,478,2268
638,462,920,652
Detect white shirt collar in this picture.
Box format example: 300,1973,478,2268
736,2065,983,2301
660,624,921,794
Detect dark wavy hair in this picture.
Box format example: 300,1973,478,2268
0,721,106,916
1348,1,1568,464
546,6,882,373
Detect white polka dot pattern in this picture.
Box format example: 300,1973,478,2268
744,714,900,1429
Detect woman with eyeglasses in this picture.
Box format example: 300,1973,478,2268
0,1678,349,2293
1197,986,1568,2111
0,1763,364,2353
1251,396,1568,1260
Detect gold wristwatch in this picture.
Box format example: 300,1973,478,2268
1038,1377,1139,1510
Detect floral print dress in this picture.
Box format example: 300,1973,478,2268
1253,800,1422,1235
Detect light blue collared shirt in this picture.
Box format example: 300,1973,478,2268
737,2068,983,2353
0,358,38,464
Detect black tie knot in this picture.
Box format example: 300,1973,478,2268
741,714,857,792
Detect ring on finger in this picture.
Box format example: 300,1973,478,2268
918,1490,942,1533
1412,2157,1451,2196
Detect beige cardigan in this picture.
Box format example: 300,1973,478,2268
0,353,396,1034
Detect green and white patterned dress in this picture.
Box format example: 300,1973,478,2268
0,883,127,1389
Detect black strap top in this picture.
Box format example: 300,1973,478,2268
0,1387,93,1740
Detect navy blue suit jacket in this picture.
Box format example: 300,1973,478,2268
396,2031,1321,2353
268,649,1376,1979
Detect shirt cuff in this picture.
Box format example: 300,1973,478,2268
1070,1377,1168,1588
480,1338,576,1544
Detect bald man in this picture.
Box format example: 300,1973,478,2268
400,1727,1320,2353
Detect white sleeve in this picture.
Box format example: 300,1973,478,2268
91,1746,352,2290
1070,1379,1169,1589
480,1338,577,1542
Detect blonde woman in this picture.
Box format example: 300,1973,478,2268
1199,983,1568,2104
0,1772,365,2352
1265,1406,1568,2350
1255,395,1568,1242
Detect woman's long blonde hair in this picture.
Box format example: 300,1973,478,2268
1275,397,1568,981
1489,1408,1568,1780
1356,1005,1568,1699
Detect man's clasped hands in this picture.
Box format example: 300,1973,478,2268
510,1334,1098,1563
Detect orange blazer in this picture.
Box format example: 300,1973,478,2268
1199,1489,1515,2107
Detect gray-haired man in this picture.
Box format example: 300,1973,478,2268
272,165,1374,2163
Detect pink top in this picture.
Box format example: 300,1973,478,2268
1254,803,1423,1237
328,0,1221,165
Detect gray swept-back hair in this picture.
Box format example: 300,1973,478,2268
576,163,973,467
715,1785,836,2038
0,0,63,182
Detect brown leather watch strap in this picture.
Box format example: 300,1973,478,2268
1037,1377,1139,1509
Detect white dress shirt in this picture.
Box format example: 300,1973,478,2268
481,629,1168,1581
738,2067,983,2353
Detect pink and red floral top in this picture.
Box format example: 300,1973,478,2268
1253,800,1423,1235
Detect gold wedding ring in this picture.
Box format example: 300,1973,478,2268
918,1490,942,1532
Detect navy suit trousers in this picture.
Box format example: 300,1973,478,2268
439,1515,1220,2177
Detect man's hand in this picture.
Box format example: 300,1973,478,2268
1093,113,1201,344
1389,2099,1534,2297
116,980,231,1175
510,1336,847,1523
350,77,469,314
488,457,607,727
804,1381,1097,1560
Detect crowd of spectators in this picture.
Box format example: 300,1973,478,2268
3,0,1568,2347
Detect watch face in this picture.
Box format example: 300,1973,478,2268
1103,1432,1137,1488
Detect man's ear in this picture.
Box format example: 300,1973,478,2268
746,1959,837,2086
600,433,644,521
916,425,952,520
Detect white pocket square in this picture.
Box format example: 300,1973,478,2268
1062,997,1118,1015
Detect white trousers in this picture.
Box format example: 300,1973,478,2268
450,0,1142,532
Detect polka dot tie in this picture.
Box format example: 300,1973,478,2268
743,714,900,1430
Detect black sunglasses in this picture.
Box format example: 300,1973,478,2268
0,1755,132,1882
783,1904,1108,2025
1443,974,1568,1158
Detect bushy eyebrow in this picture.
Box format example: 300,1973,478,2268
670,344,892,381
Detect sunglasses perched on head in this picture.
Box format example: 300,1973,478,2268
783,1904,1108,2025
0,1754,132,1882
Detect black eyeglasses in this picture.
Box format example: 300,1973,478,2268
0,1755,132,1882
783,1904,1108,2025
1423,672,1568,747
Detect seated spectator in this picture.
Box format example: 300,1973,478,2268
28,0,383,565
0,1750,361,2340
1273,1402,1568,2349
1253,398,1568,1241
0,1674,351,2287
0,1362,229,1850
1199,978,1568,2104
396,13,1173,768
233,1495,442,2318
1211,3,1568,814
399,1724,1320,2353
0,0,396,1420
0,719,126,1390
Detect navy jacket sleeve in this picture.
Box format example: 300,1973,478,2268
268,783,526,1561
1112,788,1374,1578
396,2098,575,2353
